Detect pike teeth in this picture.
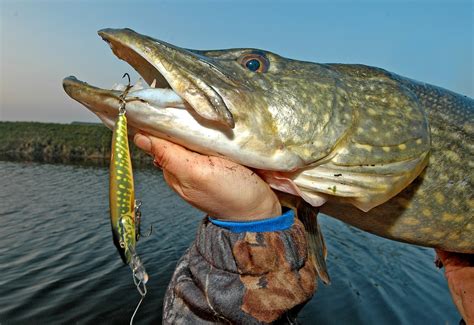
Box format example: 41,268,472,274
150,79,156,88
112,83,127,91
129,88,185,108
129,78,145,91
112,79,147,91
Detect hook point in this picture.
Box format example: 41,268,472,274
122,72,131,86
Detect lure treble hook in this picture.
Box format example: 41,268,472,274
134,200,153,241
118,73,133,115
122,72,131,86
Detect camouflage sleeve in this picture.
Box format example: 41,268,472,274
162,216,317,324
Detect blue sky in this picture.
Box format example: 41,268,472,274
0,0,472,123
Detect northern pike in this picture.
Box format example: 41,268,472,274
63,28,473,282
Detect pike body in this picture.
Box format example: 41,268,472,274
63,28,473,264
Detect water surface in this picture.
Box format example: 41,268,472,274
0,161,459,324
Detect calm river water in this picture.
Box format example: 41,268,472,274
0,161,459,324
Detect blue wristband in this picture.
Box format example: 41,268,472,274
208,209,294,233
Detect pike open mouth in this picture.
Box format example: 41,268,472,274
63,28,310,172
63,28,234,129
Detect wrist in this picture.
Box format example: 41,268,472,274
238,192,282,221
247,200,282,220
206,192,281,221
231,202,282,222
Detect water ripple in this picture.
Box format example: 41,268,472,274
0,161,459,324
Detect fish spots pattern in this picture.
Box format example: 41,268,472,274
110,113,136,262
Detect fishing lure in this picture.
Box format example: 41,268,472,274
109,73,150,324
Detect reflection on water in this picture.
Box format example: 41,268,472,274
0,161,459,324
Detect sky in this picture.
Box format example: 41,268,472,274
0,0,472,123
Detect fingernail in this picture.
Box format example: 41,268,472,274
134,133,152,152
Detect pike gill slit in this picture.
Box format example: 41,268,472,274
110,73,151,324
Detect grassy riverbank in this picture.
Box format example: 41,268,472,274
0,121,152,166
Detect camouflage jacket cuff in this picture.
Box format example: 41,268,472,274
208,209,294,233
163,217,317,324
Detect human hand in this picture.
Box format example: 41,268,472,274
436,249,474,324
134,133,281,221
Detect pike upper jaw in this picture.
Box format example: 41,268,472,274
97,28,234,128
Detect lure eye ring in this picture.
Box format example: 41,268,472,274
240,53,269,73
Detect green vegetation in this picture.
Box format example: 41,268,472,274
0,122,152,166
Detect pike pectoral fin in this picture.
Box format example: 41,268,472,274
298,202,331,285
277,191,330,285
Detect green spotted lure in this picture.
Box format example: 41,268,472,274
109,73,150,324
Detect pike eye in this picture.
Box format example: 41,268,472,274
240,53,269,73
246,59,260,72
